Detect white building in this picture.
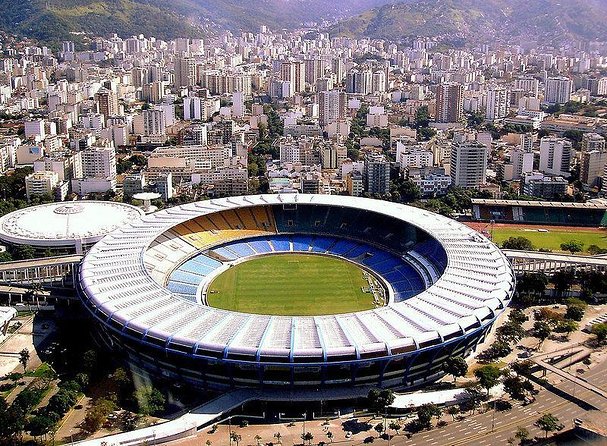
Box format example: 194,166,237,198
539,137,573,177
396,141,433,168
510,148,534,180
544,77,572,105
318,90,347,127
25,171,59,200
24,119,45,141
183,97,208,121
485,87,509,121
450,141,487,188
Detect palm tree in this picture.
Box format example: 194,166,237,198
254,434,262,445
273,432,282,445
229,432,241,446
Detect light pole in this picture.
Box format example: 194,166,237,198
491,399,496,432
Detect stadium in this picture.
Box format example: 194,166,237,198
79,194,515,393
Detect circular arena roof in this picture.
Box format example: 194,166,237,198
0,201,144,249
79,195,515,363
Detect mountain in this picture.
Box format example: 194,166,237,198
330,0,607,45
0,0,395,43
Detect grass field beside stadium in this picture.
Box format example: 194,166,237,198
491,227,607,253
207,254,375,316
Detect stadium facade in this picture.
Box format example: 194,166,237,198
0,201,144,255
79,195,515,392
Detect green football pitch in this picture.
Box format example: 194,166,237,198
491,228,607,253
206,254,375,316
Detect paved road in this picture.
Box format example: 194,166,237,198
168,356,607,446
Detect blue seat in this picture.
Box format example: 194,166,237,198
291,235,312,252
169,270,203,285
210,247,238,260
270,236,291,252
167,281,198,296
329,240,358,255
249,240,272,254
310,236,336,253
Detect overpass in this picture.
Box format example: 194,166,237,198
530,347,607,401
503,249,607,273
0,255,82,287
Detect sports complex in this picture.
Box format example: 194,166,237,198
78,194,515,393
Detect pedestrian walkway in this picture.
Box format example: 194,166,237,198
73,389,258,446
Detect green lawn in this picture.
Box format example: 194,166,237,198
491,228,607,253
206,254,375,316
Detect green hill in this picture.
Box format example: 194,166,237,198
0,0,395,43
330,0,607,44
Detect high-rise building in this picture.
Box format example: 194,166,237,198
581,133,606,152
174,56,197,88
346,69,372,95
183,97,207,121
134,109,166,136
232,91,245,118
435,82,463,123
25,171,59,200
80,146,117,182
544,77,572,104
523,172,568,199
514,76,539,98
510,148,534,180
485,87,510,121
95,88,119,123
580,150,607,188
539,137,573,177
450,141,487,188
280,61,305,94
318,90,347,127
364,154,390,195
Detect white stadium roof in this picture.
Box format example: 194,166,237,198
79,194,515,362
0,201,144,248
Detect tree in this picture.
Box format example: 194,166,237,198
27,413,58,439
535,413,564,438
254,434,262,445
13,244,35,260
416,403,441,429
82,349,98,373
301,431,314,445
374,422,384,437
533,321,551,347
496,321,526,344
591,323,607,344
515,426,530,444
462,386,486,414
388,421,401,436
502,237,534,251
326,430,334,442
565,298,587,322
442,356,468,383
19,349,29,372
230,431,242,446
134,386,165,416
509,309,529,326
446,406,460,421
0,398,25,443
503,374,534,401
474,364,502,394
560,240,584,254
83,398,116,432
273,432,282,444
588,244,607,255
367,388,395,416
555,320,578,339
